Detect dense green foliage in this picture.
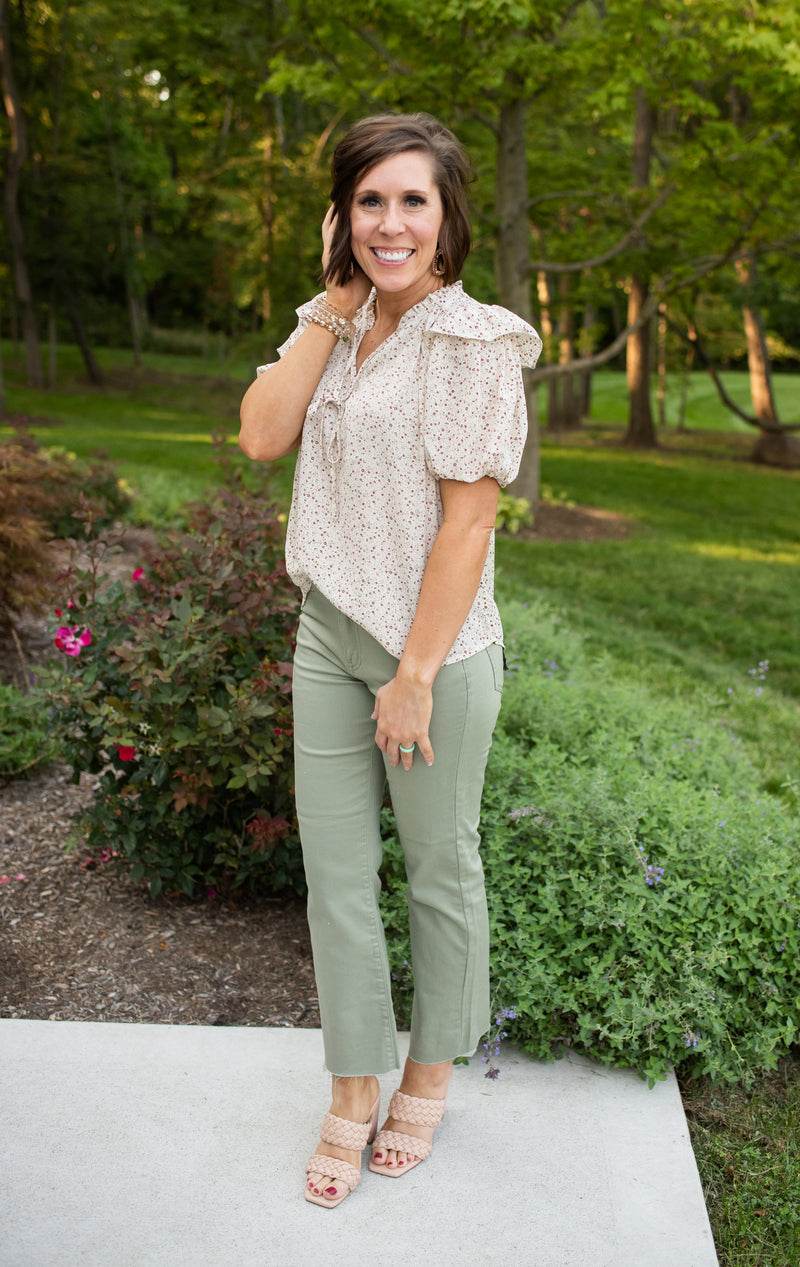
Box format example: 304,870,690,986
2,0,800,388
380,601,799,1087
0,438,129,627
37,487,302,898
0,682,56,774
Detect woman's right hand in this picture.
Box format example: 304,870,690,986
321,205,372,317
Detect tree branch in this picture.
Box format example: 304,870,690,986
532,291,660,380
530,211,790,382
666,314,800,434
522,184,674,275
350,26,412,76
527,188,602,210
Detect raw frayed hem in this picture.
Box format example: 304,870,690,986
323,1066,401,1080
405,1049,476,1066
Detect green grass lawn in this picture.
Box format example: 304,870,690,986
3,342,799,1263
566,367,800,432
1,340,269,522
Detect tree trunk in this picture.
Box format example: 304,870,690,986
623,86,656,446
656,302,667,427
734,257,800,466
677,340,693,431
0,0,44,388
495,93,539,505
578,302,595,419
48,305,57,389
536,266,559,430
556,272,579,427
0,308,5,421
735,257,778,425
66,298,104,386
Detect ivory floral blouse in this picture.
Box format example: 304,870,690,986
258,281,542,664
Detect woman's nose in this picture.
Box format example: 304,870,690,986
380,202,403,234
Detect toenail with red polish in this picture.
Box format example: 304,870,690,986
325,1187,338,1196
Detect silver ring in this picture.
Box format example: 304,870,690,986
398,743,416,754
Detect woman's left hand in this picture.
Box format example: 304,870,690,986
372,676,434,770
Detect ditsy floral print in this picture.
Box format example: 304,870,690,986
257,282,542,664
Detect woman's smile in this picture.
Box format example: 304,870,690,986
371,247,415,264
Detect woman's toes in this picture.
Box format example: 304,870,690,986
307,1171,339,1197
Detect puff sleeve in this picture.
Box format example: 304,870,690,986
256,296,321,376
420,303,542,487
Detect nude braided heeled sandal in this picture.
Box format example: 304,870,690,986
368,1088,446,1178
305,1095,380,1209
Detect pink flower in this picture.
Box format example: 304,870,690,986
0,876,9,884
131,567,145,582
116,745,136,762
15,874,26,881
54,601,75,619
54,625,92,657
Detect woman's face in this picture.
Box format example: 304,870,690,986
349,151,444,301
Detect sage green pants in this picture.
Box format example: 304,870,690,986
292,587,503,1076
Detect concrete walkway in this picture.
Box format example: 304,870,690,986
1,1020,717,1267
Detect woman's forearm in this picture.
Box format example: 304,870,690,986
238,323,339,462
397,519,493,688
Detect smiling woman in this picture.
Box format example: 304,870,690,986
239,112,542,1210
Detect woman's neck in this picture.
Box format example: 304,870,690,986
373,277,444,331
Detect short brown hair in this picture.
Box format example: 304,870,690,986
323,113,474,289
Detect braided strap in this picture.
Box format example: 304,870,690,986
388,1089,446,1127
319,1110,373,1151
305,1154,361,1192
372,1128,433,1161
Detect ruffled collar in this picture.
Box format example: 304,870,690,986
355,281,463,335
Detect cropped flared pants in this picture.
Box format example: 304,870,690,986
292,587,503,1076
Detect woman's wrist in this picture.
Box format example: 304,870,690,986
396,656,438,691
324,288,360,321
308,294,356,342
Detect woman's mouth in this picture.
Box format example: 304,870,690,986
370,248,414,264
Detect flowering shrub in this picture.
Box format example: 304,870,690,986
39,487,302,898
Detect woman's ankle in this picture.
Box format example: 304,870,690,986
330,1073,380,1113
400,1056,452,1099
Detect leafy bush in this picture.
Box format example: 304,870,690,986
0,438,130,629
379,600,799,1086
39,446,131,538
495,490,533,535
38,488,302,898
0,441,63,627
0,683,57,775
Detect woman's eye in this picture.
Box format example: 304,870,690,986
357,196,381,207
406,196,425,207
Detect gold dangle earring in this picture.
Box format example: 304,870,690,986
432,247,446,278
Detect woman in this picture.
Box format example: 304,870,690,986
239,112,541,1209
